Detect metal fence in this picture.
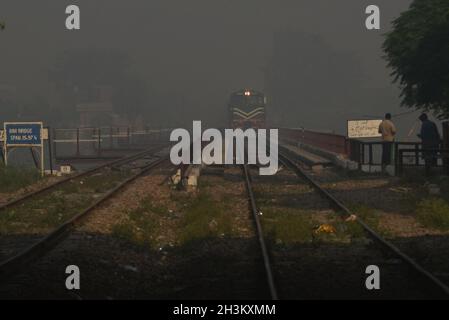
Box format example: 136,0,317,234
397,148,449,175
53,127,172,160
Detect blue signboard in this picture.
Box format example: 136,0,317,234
4,122,43,146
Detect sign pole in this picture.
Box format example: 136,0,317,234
0,145,4,164
4,144,7,166
443,121,449,175
47,127,53,175
41,143,44,177
29,147,39,169
3,121,45,176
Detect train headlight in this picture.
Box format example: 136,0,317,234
244,91,251,96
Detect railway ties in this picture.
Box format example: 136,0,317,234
0,164,274,299
0,146,170,283
2,141,448,299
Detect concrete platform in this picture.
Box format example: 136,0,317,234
282,144,333,167
281,139,359,171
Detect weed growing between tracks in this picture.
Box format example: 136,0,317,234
344,204,382,237
259,206,376,245
261,208,314,244
179,193,234,244
252,170,383,245
108,168,251,254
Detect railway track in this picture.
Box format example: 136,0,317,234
241,164,278,300
2,144,447,299
240,146,449,299
0,147,170,281
272,149,449,298
0,145,166,211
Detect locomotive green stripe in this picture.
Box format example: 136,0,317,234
233,109,265,120
232,107,265,117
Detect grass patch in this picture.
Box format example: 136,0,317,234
416,198,449,231
179,193,233,244
0,163,41,193
261,208,315,244
0,191,89,234
0,169,130,235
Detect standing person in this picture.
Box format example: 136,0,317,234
417,113,441,169
378,113,397,171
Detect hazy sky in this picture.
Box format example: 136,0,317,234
1,0,422,134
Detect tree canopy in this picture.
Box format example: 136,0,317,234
383,0,449,119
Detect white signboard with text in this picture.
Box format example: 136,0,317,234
347,119,383,139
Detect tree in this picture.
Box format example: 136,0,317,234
383,0,449,119
0,21,5,30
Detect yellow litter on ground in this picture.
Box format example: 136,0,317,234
314,224,336,234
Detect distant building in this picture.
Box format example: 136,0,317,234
76,102,114,127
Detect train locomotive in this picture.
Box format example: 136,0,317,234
228,89,266,129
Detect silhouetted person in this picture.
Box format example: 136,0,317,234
417,113,441,170
378,113,396,170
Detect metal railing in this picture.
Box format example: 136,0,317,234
349,141,426,166
397,148,449,176
348,140,449,175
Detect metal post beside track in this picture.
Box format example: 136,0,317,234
444,121,449,175
76,128,80,157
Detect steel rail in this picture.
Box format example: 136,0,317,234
0,146,167,211
279,150,449,297
241,164,279,300
0,156,168,281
